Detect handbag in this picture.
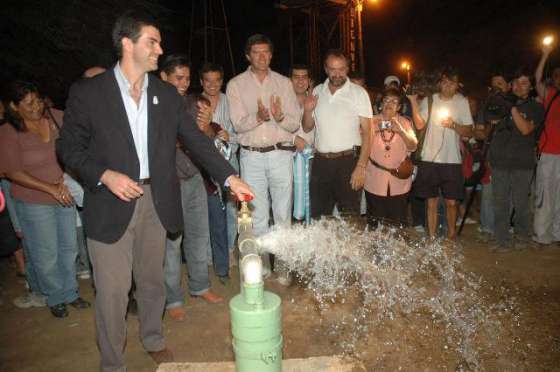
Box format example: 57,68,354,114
369,156,414,179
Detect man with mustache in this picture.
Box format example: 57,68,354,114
302,49,373,218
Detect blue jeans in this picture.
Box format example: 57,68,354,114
76,209,91,272
480,182,494,234
226,152,239,253
240,149,293,271
164,174,211,308
208,193,228,277
15,201,79,307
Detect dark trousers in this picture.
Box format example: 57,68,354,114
310,154,361,218
410,183,426,227
88,186,166,372
491,167,532,246
365,190,409,227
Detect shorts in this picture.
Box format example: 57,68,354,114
414,161,464,200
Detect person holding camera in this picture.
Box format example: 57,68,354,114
488,68,544,252
365,87,417,227
408,68,473,241
473,71,514,239
533,42,560,246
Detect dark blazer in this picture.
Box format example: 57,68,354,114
56,69,235,243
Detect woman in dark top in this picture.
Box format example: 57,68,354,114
0,81,90,317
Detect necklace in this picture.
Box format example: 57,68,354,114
380,130,395,153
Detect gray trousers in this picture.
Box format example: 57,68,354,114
492,167,532,246
533,153,560,244
88,186,166,372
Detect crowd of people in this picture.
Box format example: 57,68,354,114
0,10,559,372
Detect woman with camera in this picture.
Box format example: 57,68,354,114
365,87,418,227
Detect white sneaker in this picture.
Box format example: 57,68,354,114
456,217,476,226
77,270,91,280
275,272,292,287
13,293,47,308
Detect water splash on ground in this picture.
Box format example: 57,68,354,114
256,218,520,371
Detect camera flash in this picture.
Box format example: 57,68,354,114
438,108,450,120
543,36,554,46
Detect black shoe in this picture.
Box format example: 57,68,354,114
69,297,91,309
50,303,68,318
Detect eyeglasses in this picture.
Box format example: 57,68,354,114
382,98,400,105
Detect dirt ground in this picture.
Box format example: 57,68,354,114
0,224,559,372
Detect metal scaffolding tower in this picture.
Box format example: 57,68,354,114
188,0,236,80
276,0,366,78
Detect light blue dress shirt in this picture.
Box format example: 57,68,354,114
114,63,150,179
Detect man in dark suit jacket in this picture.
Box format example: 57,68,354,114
56,11,253,372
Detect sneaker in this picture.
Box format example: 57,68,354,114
77,270,91,280
68,297,91,309
414,225,425,233
477,231,495,243
13,292,47,308
275,272,292,287
262,266,272,279
490,243,511,254
50,303,69,318
456,217,477,226
514,239,532,251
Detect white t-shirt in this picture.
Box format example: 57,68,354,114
419,93,473,164
312,78,373,153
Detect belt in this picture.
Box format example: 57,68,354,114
316,147,358,159
369,158,393,173
138,178,151,185
241,143,296,153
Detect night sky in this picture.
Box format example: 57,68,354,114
1,0,558,106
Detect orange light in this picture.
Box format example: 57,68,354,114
543,35,554,46
401,61,410,70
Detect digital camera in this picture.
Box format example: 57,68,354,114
379,120,392,130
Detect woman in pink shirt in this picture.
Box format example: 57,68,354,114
364,87,417,227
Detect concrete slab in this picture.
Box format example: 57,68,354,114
157,355,366,372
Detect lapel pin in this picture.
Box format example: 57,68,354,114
153,96,159,105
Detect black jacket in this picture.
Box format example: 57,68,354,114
56,69,235,243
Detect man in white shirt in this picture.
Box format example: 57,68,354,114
302,49,372,217
408,68,473,240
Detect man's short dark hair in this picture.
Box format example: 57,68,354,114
323,49,350,66
489,69,509,82
289,64,310,78
244,34,274,55
112,11,159,58
381,86,403,105
160,54,191,76
199,62,224,79
439,66,461,83
511,66,533,84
